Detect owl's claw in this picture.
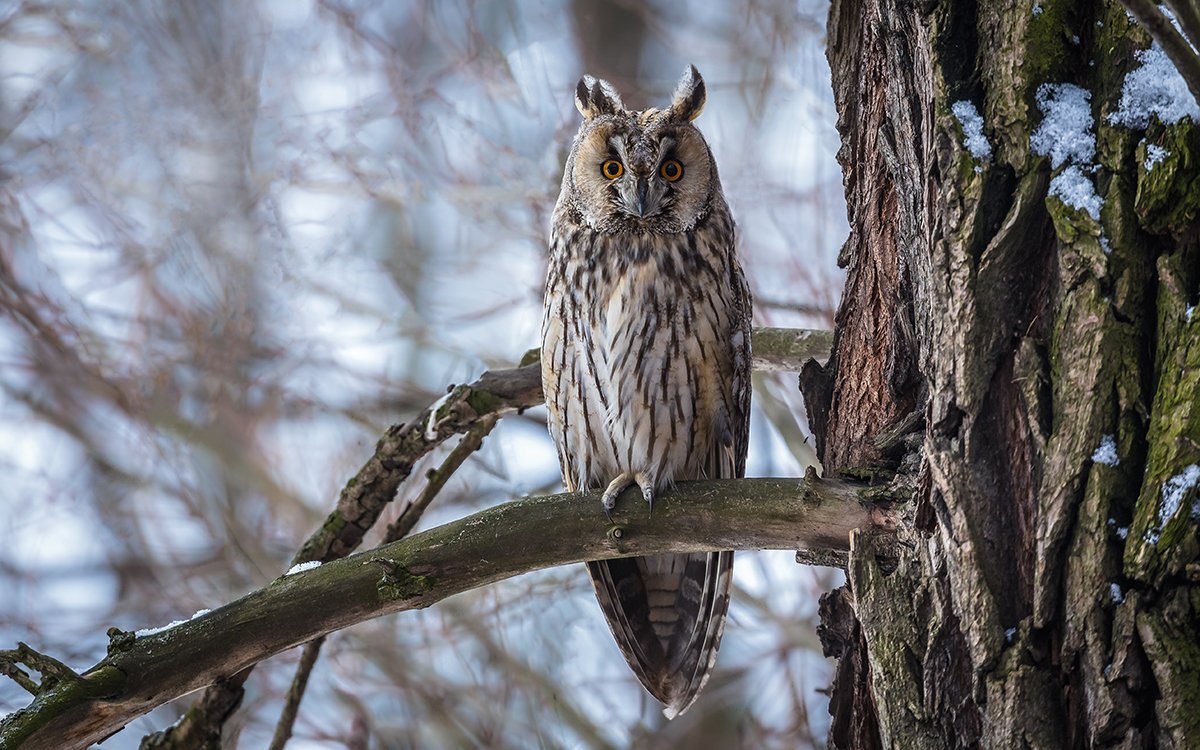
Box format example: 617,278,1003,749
601,473,632,517
600,472,655,518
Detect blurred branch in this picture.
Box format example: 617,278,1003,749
1121,0,1200,106
1163,0,1200,53
754,296,835,318
138,675,245,750
1,472,893,750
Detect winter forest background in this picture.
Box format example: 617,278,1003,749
0,1,848,747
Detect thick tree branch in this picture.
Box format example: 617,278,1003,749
294,326,830,566
0,474,892,750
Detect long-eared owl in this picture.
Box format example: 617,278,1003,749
540,66,752,718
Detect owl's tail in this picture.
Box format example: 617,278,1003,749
587,550,733,718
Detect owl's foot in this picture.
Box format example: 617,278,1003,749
600,472,655,520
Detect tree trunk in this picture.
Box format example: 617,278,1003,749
807,0,1199,747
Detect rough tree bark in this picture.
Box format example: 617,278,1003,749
806,0,1199,748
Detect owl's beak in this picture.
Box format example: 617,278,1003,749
634,176,649,218
616,173,658,220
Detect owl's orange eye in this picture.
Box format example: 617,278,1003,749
602,160,624,179
660,159,683,182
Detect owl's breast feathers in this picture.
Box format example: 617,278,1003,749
542,205,749,493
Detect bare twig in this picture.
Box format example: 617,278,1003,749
295,327,828,562
1,474,892,750
0,643,79,695
266,637,326,750
0,662,38,696
385,415,500,543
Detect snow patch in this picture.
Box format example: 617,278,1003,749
424,390,455,440
285,560,322,576
1144,143,1168,171
1031,84,1095,168
1109,583,1124,604
135,609,211,637
136,619,188,637
1092,434,1120,466
951,100,993,161
1004,627,1018,643
1032,84,1103,220
1144,464,1200,544
1049,165,1103,219
1110,44,1200,128
1160,465,1200,524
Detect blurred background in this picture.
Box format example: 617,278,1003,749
0,0,846,747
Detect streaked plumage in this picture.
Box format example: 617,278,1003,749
540,66,752,718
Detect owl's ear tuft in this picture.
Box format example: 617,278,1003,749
668,65,706,122
575,75,623,119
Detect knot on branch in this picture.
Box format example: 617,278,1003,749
107,627,137,656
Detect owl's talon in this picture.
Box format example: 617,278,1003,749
600,472,656,517
601,473,633,517
633,473,655,516
602,494,616,523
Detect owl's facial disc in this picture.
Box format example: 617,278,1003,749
570,115,712,233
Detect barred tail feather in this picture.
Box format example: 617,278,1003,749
587,549,734,718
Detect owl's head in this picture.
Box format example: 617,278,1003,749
561,65,720,234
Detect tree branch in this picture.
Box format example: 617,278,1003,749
1,473,891,750
1163,0,1200,54
293,326,830,566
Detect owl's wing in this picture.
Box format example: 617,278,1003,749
728,259,753,474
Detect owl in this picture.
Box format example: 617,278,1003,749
540,65,752,718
